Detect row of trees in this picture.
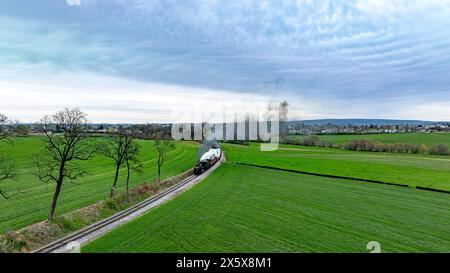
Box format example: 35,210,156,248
285,135,449,155
286,135,333,148
1,108,176,221
344,139,449,155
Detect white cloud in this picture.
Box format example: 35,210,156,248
0,69,290,123
1,1,450,122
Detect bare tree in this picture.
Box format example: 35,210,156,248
155,139,175,183
0,114,14,199
0,156,14,199
101,127,140,197
430,144,449,155
125,143,143,196
0,114,10,140
33,108,95,221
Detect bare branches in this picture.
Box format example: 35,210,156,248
0,114,15,199
32,153,59,184
62,165,85,180
0,114,11,141
155,139,175,166
101,128,131,164
0,154,14,181
33,108,95,221
155,138,175,183
102,127,140,197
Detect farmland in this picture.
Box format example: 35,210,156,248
83,163,450,253
223,143,450,191
0,137,198,232
3,134,450,253
288,132,450,148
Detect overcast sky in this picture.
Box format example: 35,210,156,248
1,0,450,123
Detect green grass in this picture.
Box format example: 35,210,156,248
288,132,450,148
222,143,450,191
0,137,198,233
83,163,450,253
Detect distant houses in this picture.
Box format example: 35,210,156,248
288,122,450,135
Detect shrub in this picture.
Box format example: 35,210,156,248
55,216,73,230
105,199,118,210
429,144,449,155
419,144,429,154
54,216,84,231
285,135,448,156
342,140,433,154
303,135,320,146
409,144,420,154
0,240,6,253
1,232,27,252
284,138,302,145
283,135,326,147
345,139,379,151
317,140,333,148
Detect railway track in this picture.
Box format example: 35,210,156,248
34,174,198,253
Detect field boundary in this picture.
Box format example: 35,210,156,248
415,186,450,194
234,162,450,194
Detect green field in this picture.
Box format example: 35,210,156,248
223,143,450,191
0,137,198,232
83,163,450,253
288,132,450,148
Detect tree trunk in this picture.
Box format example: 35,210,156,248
126,160,130,196
157,154,162,184
157,164,161,184
49,181,62,221
110,164,120,197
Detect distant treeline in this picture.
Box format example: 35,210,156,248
285,135,449,155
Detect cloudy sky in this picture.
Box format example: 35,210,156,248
0,0,449,123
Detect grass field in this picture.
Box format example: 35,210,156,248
288,132,450,148
0,137,198,233
223,143,450,191
83,163,450,253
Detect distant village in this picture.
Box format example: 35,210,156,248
6,120,450,138
288,122,450,135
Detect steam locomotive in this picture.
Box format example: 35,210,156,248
193,145,222,175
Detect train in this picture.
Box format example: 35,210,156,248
193,144,222,175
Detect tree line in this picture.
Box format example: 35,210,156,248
0,108,175,221
285,135,449,155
